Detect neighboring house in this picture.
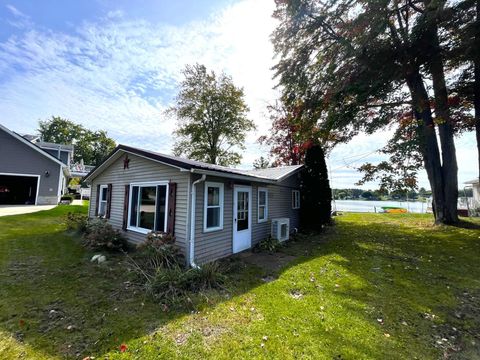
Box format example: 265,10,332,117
84,145,303,265
465,178,480,207
0,124,70,205
35,141,74,166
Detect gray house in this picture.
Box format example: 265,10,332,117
0,124,70,205
84,145,303,265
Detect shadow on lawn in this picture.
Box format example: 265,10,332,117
451,219,480,230
0,207,273,359
1,209,479,359
285,216,480,359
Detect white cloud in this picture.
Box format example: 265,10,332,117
0,0,475,189
5,4,33,29
0,0,277,154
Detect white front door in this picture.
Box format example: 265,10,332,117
233,185,252,253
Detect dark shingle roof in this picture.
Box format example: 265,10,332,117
85,144,303,183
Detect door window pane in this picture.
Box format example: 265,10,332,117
237,191,249,231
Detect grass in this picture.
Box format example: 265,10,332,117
0,206,479,359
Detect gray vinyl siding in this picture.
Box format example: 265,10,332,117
89,153,190,250
193,173,301,264
0,127,61,205
251,175,301,246
194,176,233,264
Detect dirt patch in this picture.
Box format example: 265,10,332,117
434,289,480,359
289,289,304,300
236,251,297,274
39,301,69,333
7,256,43,273
154,318,228,347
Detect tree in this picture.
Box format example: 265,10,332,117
300,144,332,230
38,117,83,145
171,64,255,166
361,191,374,200
443,0,480,182
253,156,270,169
258,102,312,166
38,116,116,166
272,0,468,224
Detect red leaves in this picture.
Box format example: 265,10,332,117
447,94,461,107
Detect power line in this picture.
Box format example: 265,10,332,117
330,149,381,172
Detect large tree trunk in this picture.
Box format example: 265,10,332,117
476,0,480,181
424,10,459,223
406,69,447,223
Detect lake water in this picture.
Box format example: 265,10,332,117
332,200,428,213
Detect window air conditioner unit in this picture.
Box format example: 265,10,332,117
271,218,290,242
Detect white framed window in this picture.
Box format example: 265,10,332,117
127,181,169,234
204,181,224,232
98,185,108,216
258,187,268,222
292,190,300,209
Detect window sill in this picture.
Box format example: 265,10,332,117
203,226,223,233
258,218,268,223
126,226,152,235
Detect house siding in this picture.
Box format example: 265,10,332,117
89,153,190,250
193,176,234,264
193,173,301,264
251,174,301,246
0,127,61,205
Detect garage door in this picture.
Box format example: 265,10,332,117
0,174,39,205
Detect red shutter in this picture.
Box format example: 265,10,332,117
105,183,113,219
122,185,130,230
94,184,100,216
166,182,177,235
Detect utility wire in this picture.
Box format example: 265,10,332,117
330,149,381,172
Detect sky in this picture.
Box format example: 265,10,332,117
0,0,476,190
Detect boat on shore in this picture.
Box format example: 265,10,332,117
379,206,407,214
332,200,427,213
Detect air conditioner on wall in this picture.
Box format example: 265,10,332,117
271,218,290,242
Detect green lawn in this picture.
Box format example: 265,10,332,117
0,206,479,359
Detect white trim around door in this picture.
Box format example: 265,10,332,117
232,185,252,253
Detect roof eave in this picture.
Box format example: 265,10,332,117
274,165,305,182
83,146,190,182
190,168,278,184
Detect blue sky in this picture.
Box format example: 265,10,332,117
0,0,476,189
